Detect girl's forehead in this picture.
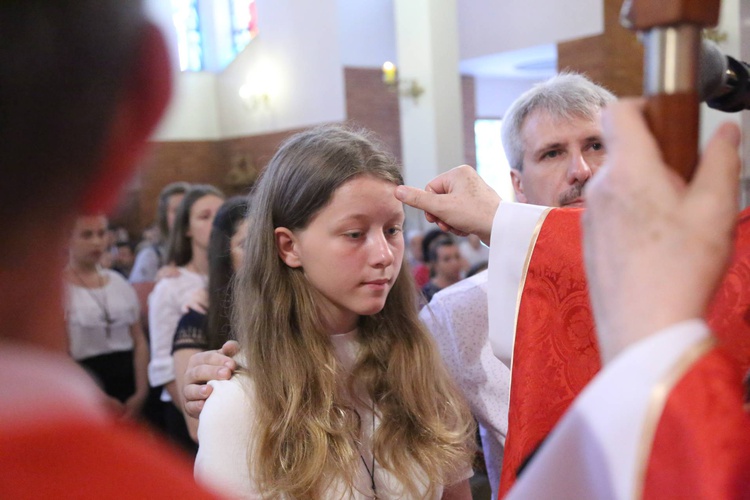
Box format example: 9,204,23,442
191,194,224,212
328,177,401,209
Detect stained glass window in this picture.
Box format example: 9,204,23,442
172,0,204,72
229,0,258,55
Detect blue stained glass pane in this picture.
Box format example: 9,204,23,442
172,0,204,72
229,0,257,55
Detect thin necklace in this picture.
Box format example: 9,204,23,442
70,266,114,337
358,403,377,498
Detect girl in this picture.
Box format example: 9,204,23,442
130,181,190,284
172,196,250,440
148,184,224,452
64,214,149,419
195,126,475,499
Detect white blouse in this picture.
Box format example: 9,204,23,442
147,267,206,400
195,331,472,499
65,269,139,361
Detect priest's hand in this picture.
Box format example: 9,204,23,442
582,99,741,363
394,165,500,245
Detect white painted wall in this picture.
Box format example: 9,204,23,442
457,0,603,60
215,0,346,138
153,72,222,141
147,0,346,139
475,77,541,118
338,0,397,67
146,0,607,141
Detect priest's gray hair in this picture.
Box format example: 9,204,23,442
501,73,616,172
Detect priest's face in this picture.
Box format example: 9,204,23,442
510,108,606,208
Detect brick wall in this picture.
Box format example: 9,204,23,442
112,67,477,239
344,67,402,162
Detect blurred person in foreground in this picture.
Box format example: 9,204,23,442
0,1,217,497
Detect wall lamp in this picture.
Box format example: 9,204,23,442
239,84,270,112
381,61,425,103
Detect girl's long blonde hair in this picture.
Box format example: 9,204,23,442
234,125,475,498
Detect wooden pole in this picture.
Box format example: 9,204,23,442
621,0,721,180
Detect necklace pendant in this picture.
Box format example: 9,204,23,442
103,312,114,337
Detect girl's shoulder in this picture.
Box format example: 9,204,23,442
150,267,193,294
206,367,255,411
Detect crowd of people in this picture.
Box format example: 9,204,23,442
6,1,749,499
62,180,491,448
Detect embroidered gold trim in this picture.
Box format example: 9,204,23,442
633,335,717,500
508,207,553,392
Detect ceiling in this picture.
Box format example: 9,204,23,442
459,43,557,79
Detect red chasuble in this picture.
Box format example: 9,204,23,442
499,207,750,498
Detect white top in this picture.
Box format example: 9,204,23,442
419,270,508,495
65,269,140,361
129,245,162,284
195,331,472,499
147,267,206,400
507,320,710,500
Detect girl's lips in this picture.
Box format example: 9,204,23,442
364,278,390,285
363,278,391,290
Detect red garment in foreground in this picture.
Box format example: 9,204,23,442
499,207,750,498
0,418,219,499
644,345,750,499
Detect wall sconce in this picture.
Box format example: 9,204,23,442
239,84,270,112
381,61,425,103
703,27,728,45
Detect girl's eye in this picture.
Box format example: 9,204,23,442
386,227,402,237
346,232,362,239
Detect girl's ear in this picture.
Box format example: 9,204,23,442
275,227,302,268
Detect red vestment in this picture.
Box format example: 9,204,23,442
0,419,219,499
499,207,750,498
